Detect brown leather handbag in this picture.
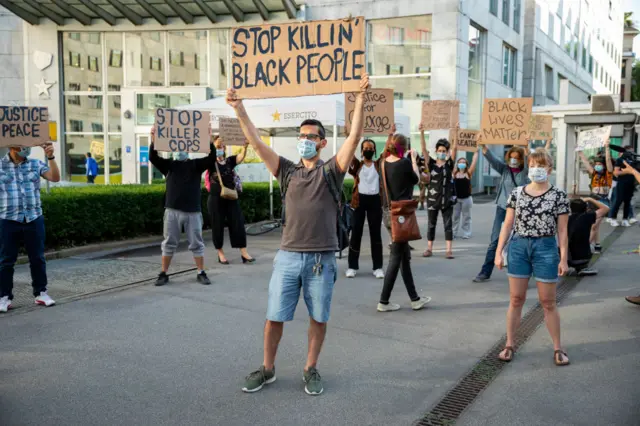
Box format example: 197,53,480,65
215,161,238,200
381,160,422,243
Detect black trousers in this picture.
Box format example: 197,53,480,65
208,194,247,250
427,207,453,241
610,183,634,220
380,242,419,303
348,194,383,270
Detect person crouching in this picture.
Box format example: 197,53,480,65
567,197,610,276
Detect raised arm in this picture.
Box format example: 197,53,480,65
450,122,459,160
619,160,640,184
419,123,428,159
227,90,279,176
468,148,480,177
480,138,506,174
336,74,370,172
348,157,360,177
544,138,553,151
41,143,60,182
582,197,610,219
578,151,594,175
604,139,614,173
149,127,171,176
236,141,249,164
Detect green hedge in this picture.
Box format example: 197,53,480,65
40,180,354,250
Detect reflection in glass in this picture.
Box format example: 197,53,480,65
125,32,166,86
211,29,229,90
64,134,104,183
136,93,192,125
168,31,208,86
373,76,431,134
468,25,485,130
63,32,103,91
65,95,104,133
108,96,121,132
105,33,123,89
109,135,123,184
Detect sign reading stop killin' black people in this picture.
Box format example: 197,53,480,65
0,106,49,147
231,18,366,99
154,108,211,154
480,98,533,146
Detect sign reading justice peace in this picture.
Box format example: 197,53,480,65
231,17,366,99
0,106,49,147
344,88,394,135
154,108,211,153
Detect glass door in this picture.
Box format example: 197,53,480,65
136,134,151,184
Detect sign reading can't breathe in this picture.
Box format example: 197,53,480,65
0,106,49,147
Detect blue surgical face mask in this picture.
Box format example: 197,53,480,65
594,164,604,173
436,152,447,161
297,139,318,160
173,152,189,161
17,147,31,159
457,163,467,170
216,149,225,158
528,167,548,183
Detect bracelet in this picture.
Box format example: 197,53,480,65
47,156,55,160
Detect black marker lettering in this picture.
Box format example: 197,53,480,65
233,29,249,58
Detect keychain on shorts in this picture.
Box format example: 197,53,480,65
312,254,323,276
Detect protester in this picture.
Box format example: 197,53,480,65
345,139,384,279
0,144,60,313
610,145,636,227
149,128,215,287
452,146,479,239
567,197,610,276
577,140,613,252
377,136,431,312
473,138,551,282
418,124,430,211
420,127,458,259
205,136,253,265
85,152,98,184
619,162,640,305
495,148,570,366
229,74,369,396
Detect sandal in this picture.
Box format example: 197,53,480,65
554,350,570,366
445,251,454,259
498,346,515,362
422,249,433,258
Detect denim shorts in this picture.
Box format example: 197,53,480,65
266,250,337,323
507,235,559,283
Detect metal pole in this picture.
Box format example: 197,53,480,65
269,135,275,219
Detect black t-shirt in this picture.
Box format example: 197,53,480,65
382,158,418,202
615,157,636,186
209,155,238,193
427,158,455,210
454,175,472,199
568,212,597,261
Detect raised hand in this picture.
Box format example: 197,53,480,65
226,88,242,109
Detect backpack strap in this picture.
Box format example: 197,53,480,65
279,166,294,225
322,163,348,231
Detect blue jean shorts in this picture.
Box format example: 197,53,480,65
266,250,337,323
507,235,559,283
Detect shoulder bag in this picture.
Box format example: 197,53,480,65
215,161,238,200
381,160,421,243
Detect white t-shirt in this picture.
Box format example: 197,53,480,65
358,163,380,195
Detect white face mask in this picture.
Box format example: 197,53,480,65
509,158,520,168
528,167,548,183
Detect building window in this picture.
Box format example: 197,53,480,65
386,65,404,75
468,24,486,130
595,62,599,78
69,120,83,132
169,51,184,67
91,123,103,133
68,33,80,41
69,52,81,68
502,44,517,89
150,57,162,71
621,84,625,102
588,55,593,74
622,61,626,78
109,50,122,68
88,56,99,72
88,33,100,44
388,27,405,45
502,0,510,25
548,13,554,40
418,30,431,48
490,0,498,16
581,46,587,69
169,31,209,87
513,0,521,33
545,65,554,99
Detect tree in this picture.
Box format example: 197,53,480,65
624,12,636,29
632,60,640,102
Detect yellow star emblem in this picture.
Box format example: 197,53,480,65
272,110,281,122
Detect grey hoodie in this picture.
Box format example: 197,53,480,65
484,149,530,209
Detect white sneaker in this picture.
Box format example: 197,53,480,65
35,292,55,307
373,269,385,279
411,296,432,311
377,302,400,312
622,220,631,227
345,269,357,278
628,217,637,225
610,220,620,227
0,296,11,313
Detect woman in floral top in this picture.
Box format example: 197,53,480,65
495,148,571,366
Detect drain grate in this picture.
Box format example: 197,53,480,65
415,228,625,426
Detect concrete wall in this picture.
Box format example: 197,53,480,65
0,6,25,107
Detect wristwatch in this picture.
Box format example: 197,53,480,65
47,156,55,160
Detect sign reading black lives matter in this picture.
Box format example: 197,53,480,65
154,108,211,154
480,98,533,146
345,89,394,135
231,17,366,99
0,106,49,147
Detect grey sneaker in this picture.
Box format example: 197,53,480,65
473,274,490,283
303,367,324,395
242,366,276,393
577,268,598,276
196,271,211,285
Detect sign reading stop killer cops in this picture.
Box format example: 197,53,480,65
231,17,365,99
0,106,49,147
154,108,211,154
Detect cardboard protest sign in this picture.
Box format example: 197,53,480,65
231,17,366,99
528,114,553,140
345,89,394,135
576,126,611,152
153,108,211,153
0,106,49,147
452,128,479,152
218,117,246,146
480,98,533,146
420,100,459,130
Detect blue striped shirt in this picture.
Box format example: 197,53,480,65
0,154,49,223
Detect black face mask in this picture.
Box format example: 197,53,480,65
363,150,375,160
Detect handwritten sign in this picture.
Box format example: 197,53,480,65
218,117,246,146
450,128,479,152
90,140,104,158
420,100,459,130
0,106,49,147
480,98,533,146
231,18,365,99
153,108,211,153
345,89,394,135
529,114,553,140
576,126,611,152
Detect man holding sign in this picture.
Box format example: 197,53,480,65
0,143,60,313
228,73,370,396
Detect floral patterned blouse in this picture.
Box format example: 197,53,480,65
506,186,570,237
